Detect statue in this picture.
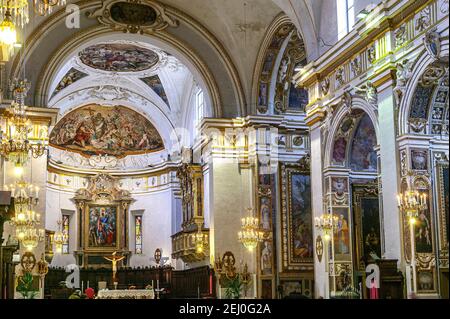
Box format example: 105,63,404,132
104,252,125,283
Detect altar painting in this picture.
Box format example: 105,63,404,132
89,206,118,247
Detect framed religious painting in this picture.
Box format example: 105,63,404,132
87,205,119,249
437,162,449,250
279,162,314,273
332,207,352,262
352,183,381,270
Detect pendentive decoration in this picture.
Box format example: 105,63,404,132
87,0,179,34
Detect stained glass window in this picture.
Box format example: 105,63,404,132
62,215,70,254
135,216,143,254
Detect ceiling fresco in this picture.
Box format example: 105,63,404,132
78,43,160,72
50,104,164,158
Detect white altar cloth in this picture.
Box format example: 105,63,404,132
97,289,155,299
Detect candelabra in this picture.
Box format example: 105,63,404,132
238,209,264,251
314,213,339,241
315,210,339,298
0,79,47,168
53,220,68,254
397,175,428,296
33,0,66,16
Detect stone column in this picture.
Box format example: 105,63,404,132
376,76,403,264
307,112,328,298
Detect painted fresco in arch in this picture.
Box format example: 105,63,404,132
79,43,159,72
350,114,377,172
51,68,88,98
141,75,170,107
290,173,313,259
49,104,164,158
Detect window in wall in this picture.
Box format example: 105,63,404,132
195,89,205,131
135,215,143,254
62,215,70,254
337,0,355,40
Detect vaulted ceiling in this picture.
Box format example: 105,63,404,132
6,0,323,117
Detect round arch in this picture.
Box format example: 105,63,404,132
398,43,449,136
324,96,379,169
9,0,247,118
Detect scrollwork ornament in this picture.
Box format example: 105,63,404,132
87,0,179,34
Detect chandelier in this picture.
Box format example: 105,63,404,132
5,178,40,242
397,189,427,223
53,220,68,254
314,213,339,241
0,0,29,27
0,8,16,48
238,209,264,251
33,0,66,16
0,80,47,168
21,227,45,251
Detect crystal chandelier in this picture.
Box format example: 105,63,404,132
0,0,29,27
5,178,40,240
53,220,68,254
238,208,264,251
314,213,339,241
0,80,47,168
21,227,45,251
0,8,16,47
33,0,66,16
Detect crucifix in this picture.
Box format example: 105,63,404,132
104,252,125,284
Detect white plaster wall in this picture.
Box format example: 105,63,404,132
45,188,78,267
128,189,175,268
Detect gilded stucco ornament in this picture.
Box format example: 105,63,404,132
87,0,179,34
354,81,377,106
394,59,414,108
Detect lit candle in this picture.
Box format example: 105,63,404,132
81,281,84,292
87,281,90,288
157,280,159,290
209,273,213,295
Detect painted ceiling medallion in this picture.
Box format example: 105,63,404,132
78,43,159,72
87,0,178,34
50,104,164,158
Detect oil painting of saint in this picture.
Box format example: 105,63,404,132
333,209,350,256
49,104,164,158
89,206,117,247
290,173,313,259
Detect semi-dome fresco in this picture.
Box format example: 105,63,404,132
78,43,159,72
49,104,164,158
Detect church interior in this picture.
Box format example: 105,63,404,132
0,0,448,300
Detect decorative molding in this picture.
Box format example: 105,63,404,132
87,0,179,34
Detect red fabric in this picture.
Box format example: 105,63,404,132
369,280,379,299
85,288,95,299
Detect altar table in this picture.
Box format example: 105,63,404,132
97,289,155,299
